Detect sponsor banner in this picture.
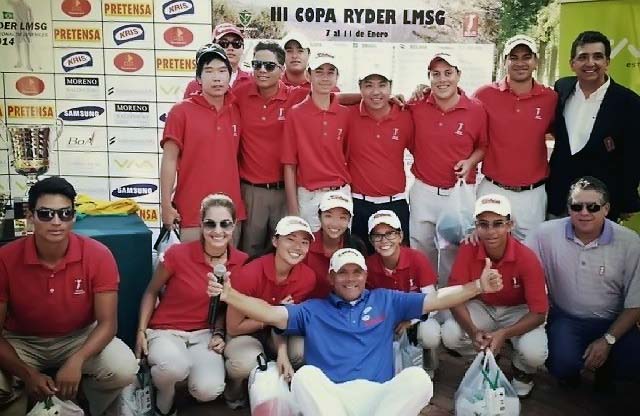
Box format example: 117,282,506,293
4,73,54,99
105,75,156,101
54,48,104,74
8,150,59,176
64,175,111,200
0,175,9,195
5,99,56,124
108,152,159,178
0,150,9,174
0,76,4,98
57,126,108,151
53,0,101,21
52,21,103,48
154,0,210,24
153,23,209,50
0,0,54,73
54,74,106,100
108,127,159,153
58,150,109,176
110,177,159,203
156,102,174,128
104,48,154,76
155,50,196,76
102,0,154,22
106,101,157,128
137,203,161,228
8,175,28,197
103,21,154,49
155,76,189,103
56,100,107,126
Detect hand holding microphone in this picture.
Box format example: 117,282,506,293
208,264,227,330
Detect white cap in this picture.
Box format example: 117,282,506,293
275,216,315,240
368,210,402,233
474,194,512,217
282,31,311,51
428,52,461,71
358,61,393,82
319,191,353,215
329,248,367,273
308,50,339,71
503,34,538,57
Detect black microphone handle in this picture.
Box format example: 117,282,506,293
208,295,221,330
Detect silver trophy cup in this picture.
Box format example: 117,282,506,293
0,119,63,195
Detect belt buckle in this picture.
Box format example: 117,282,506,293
437,187,450,196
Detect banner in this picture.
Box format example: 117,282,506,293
559,0,640,94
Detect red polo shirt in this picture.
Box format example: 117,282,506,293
149,241,247,331
474,79,557,186
0,234,119,337
448,236,548,313
281,94,351,190
346,103,414,196
183,69,253,98
231,253,317,305
410,92,488,188
234,81,309,183
304,230,344,298
161,93,246,227
366,246,436,292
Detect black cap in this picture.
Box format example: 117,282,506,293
196,44,232,75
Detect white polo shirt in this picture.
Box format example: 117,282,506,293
564,77,610,155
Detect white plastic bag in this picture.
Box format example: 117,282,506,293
436,179,476,248
118,359,154,416
248,360,299,416
152,227,180,271
27,396,84,416
454,350,520,416
394,331,423,374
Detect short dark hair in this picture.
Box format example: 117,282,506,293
28,176,77,211
567,176,610,205
254,41,285,65
570,31,611,60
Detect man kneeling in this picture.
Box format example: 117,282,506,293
208,247,503,415
0,177,138,415
442,194,548,398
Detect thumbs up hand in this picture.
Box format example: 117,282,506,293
479,258,503,293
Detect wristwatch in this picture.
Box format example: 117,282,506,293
603,332,616,346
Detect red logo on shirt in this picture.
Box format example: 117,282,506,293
277,108,286,121
73,277,86,295
534,107,542,120
454,122,464,136
391,128,400,141
336,128,344,141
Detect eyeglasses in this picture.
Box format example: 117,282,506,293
475,220,509,230
203,219,235,231
217,39,243,49
251,60,280,72
35,207,75,222
569,202,603,213
370,230,401,243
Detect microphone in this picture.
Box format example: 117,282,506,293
208,263,227,330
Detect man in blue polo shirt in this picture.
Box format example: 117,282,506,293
208,248,503,415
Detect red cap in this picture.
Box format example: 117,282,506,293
212,22,243,41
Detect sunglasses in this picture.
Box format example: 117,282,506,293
203,219,235,231
251,60,280,72
35,207,75,222
217,39,243,49
475,220,509,230
370,230,401,243
569,202,603,213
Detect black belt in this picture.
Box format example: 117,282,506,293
485,176,545,192
241,179,285,190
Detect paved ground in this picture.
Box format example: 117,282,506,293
177,351,640,416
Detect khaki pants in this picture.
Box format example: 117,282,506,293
0,325,138,416
297,185,351,232
239,182,286,257
441,300,548,374
223,331,304,401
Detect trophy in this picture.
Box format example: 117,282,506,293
0,119,63,236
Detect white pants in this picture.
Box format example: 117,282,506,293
441,300,548,374
146,329,225,413
477,178,546,241
409,178,460,285
298,185,351,232
291,365,432,416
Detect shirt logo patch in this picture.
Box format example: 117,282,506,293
73,278,86,295
599,266,605,276
277,108,285,121
454,122,464,136
232,124,238,137
409,277,417,291
534,107,542,120
391,128,399,141
512,276,520,289
336,128,344,141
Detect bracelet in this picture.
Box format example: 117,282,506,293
138,329,146,333
475,279,483,293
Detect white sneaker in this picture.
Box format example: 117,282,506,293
511,376,534,398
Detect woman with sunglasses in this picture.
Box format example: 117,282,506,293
304,191,367,298
223,216,316,409
135,194,247,416
365,210,441,377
